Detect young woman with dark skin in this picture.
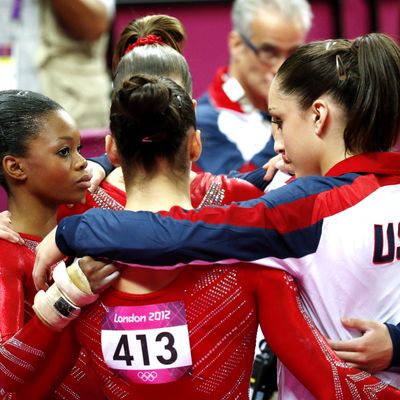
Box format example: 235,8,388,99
0,90,109,398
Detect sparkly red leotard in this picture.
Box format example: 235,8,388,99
57,172,264,219
2,265,400,399
0,235,103,399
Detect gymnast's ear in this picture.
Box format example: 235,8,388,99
189,129,202,162
2,155,27,182
105,134,120,166
311,99,329,137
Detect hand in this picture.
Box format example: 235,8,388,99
0,210,24,244
78,256,121,293
86,159,106,193
263,153,294,182
33,227,65,291
262,154,281,182
326,318,393,372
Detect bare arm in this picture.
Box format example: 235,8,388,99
50,0,113,41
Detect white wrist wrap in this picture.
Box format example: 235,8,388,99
33,286,81,331
53,260,99,306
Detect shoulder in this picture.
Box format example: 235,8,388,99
261,175,350,207
219,175,264,204
0,239,34,273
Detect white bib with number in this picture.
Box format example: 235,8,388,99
101,301,192,384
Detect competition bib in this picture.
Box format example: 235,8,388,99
102,301,192,384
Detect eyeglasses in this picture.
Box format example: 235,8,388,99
240,34,295,66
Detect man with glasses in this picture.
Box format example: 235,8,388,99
195,0,312,174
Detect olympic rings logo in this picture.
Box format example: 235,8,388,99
137,371,158,382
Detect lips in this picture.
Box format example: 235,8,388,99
76,175,91,189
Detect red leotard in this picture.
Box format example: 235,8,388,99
0,235,103,399
2,266,400,399
57,172,265,220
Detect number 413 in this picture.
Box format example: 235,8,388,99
113,332,178,366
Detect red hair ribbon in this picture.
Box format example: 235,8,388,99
124,35,165,55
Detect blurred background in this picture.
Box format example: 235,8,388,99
113,0,400,98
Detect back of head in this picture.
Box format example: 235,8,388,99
114,44,193,96
0,90,62,191
276,32,400,153
232,0,313,36
113,14,187,73
110,74,196,179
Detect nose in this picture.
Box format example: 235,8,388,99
75,152,88,170
273,130,284,155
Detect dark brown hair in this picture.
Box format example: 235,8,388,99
110,74,196,180
276,33,400,153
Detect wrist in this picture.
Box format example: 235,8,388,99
33,286,80,332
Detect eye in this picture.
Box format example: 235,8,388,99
271,118,283,130
57,147,70,157
77,145,83,154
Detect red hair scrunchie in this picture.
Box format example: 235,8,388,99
124,34,165,55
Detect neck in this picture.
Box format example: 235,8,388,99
114,168,192,294
320,123,354,175
113,267,182,294
105,167,125,191
124,173,192,212
8,189,58,238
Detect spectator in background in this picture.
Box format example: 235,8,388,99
195,0,312,174
0,0,114,129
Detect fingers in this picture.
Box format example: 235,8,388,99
96,269,121,292
263,164,277,182
341,317,372,332
0,210,24,244
333,350,364,367
327,317,393,372
33,254,51,291
0,226,24,244
275,158,286,172
262,157,277,182
78,256,121,293
0,210,11,222
33,250,51,291
86,160,106,193
327,336,363,352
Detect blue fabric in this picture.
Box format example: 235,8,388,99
385,323,400,368
196,93,275,174
56,173,359,265
88,153,115,176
